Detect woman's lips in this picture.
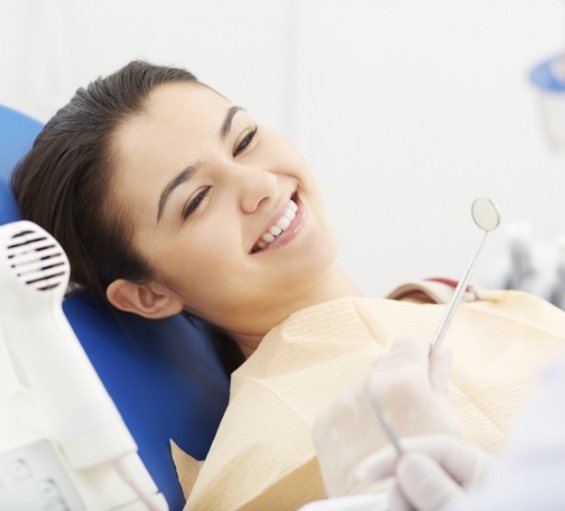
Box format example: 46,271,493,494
251,192,305,254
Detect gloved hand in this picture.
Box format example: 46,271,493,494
356,434,493,511
364,337,459,438
312,338,458,498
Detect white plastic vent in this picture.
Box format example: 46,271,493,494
7,228,68,292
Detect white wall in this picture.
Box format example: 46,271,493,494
1,0,564,296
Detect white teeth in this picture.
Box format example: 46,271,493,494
283,209,295,221
255,198,299,250
277,216,291,230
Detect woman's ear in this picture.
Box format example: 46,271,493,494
106,278,184,319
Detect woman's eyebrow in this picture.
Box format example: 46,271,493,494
157,165,199,223
221,106,244,140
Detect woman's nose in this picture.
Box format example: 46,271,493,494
232,166,278,214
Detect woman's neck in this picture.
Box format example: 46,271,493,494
231,266,362,358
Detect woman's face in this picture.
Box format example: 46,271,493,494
110,82,337,334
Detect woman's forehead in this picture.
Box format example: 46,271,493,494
115,83,229,163
145,82,231,126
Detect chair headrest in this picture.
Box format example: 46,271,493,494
0,106,43,224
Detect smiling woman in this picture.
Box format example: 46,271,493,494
103,78,358,356
10,61,565,511
12,61,358,358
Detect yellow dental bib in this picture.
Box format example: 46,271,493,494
178,290,565,510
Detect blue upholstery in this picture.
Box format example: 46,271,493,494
0,107,40,223
0,105,230,510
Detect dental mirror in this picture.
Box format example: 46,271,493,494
430,198,501,352
472,198,500,232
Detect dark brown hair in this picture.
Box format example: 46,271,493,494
12,60,198,298
11,60,245,372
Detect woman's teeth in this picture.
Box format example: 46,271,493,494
256,199,298,249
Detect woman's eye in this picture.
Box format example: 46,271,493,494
233,126,258,157
182,188,210,220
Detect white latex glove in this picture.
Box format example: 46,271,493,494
357,435,493,511
364,337,459,438
312,338,458,498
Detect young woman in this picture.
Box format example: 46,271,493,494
12,61,565,510
12,61,359,358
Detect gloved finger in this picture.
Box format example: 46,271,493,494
387,337,431,368
396,452,464,511
354,436,458,483
428,348,453,395
387,481,416,511
357,435,484,486
396,435,488,486
354,445,398,481
401,435,487,485
370,338,429,378
367,338,431,399
436,439,491,486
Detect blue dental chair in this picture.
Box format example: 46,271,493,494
0,105,231,510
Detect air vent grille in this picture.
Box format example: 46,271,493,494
7,229,67,291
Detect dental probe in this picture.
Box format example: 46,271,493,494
371,396,405,458
430,198,500,353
